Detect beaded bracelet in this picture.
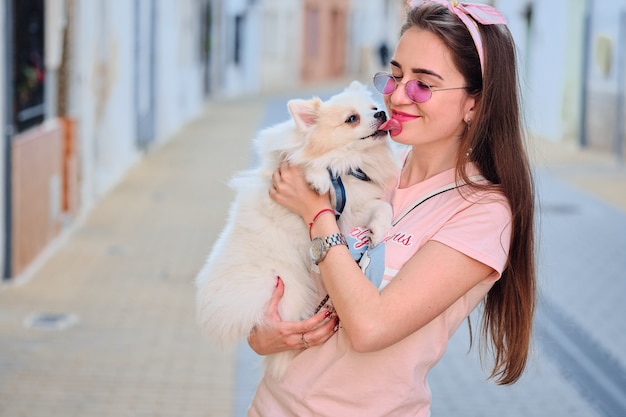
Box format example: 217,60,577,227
308,208,335,238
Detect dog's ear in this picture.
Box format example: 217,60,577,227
288,98,321,131
342,80,372,101
348,80,367,92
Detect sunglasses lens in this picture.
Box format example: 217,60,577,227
374,74,397,95
405,81,431,103
373,74,432,103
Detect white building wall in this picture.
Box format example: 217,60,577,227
560,0,586,144
585,0,626,153
348,0,389,79
245,2,261,93
154,0,204,142
497,0,585,144
73,0,140,209
383,0,406,59
221,0,262,97
526,0,578,143
587,2,624,94
0,0,6,277
71,0,206,210
258,0,301,92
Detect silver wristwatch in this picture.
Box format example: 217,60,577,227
309,233,348,265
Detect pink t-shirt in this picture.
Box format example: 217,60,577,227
248,164,512,417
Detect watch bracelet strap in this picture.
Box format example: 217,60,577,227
324,233,347,248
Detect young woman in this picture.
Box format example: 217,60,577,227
247,1,536,415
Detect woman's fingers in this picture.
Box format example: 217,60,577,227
300,313,340,348
265,276,285,321
287,308,340,349
251,274,340,353
295,306,331,331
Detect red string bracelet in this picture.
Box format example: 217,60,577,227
308,208,335,237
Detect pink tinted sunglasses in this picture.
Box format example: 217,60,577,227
373,72,467,103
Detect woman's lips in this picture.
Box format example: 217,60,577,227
391,110,418,122
379,110,418,136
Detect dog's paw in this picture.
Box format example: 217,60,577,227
305,171,332,194
368,202,393,246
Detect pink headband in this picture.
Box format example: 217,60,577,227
407,0,507,75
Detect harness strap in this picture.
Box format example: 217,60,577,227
328,168,372,218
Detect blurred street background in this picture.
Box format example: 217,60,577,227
1,0,626,416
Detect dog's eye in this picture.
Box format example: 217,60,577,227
345,114,360,124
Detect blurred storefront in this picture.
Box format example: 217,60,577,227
1,0,209,279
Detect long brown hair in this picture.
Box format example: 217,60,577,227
402,3,536,385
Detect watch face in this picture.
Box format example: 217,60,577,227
310,237,325,263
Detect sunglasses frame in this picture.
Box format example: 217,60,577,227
373,72,468,104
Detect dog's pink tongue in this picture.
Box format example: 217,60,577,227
379,118,402,136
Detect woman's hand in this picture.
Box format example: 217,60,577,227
248,277,339,355
269,161,331,222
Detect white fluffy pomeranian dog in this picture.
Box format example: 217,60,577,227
195,81,398,380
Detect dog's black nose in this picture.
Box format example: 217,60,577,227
374,111,387,121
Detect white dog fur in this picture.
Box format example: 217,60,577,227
195,81,398,380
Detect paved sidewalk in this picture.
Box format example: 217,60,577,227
0,82,625,417
0,94,266,416
532,138,626,213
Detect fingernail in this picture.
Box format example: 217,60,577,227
276,276,281,287
333,324,339,332
324,311,331,318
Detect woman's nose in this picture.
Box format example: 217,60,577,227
390,81,412,105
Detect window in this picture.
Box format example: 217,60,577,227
13,0,46,133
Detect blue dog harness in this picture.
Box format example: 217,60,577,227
328,168,371,218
